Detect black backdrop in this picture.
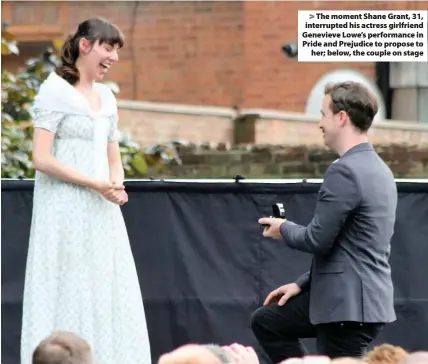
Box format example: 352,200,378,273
2,179,428,364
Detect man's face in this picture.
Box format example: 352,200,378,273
319,95,342,149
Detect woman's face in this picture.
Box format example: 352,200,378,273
78,38,120,81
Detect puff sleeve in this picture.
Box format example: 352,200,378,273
32,108,64,134
108,113,120,142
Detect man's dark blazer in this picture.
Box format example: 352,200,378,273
280,142,397,325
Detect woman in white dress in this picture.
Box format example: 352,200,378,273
21,18,152,364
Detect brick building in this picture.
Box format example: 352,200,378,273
3,1,427,120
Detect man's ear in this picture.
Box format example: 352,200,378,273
338,110,348,127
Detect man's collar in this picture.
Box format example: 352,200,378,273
342,142,373,158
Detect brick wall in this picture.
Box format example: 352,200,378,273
157,144,428,179
117,100,428,147
4,1,428,112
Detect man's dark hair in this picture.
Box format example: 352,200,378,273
324,81,379,133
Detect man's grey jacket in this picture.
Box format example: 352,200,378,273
280,142,397,325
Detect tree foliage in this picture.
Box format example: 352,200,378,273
1,27,182,179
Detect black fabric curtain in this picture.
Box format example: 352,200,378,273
2,180,428,364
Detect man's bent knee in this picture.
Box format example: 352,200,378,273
250,304,288,336
250,306,268,332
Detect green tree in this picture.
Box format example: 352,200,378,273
1,27,39,178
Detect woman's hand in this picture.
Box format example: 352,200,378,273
90,180,123,194
90,180,128,205
103,188,128,205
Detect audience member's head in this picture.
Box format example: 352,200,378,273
202,344,234,363
331,357,364,364
279,358,305,364
280,355,331,364
32,331,93,364
400,352,428,364
157,344,226,364
221,343,260,364
304,356,331,364
364,344,408,364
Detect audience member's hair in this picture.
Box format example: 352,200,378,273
157,344,222,364
279,358,305,364
303,356,331,364
32,331,93,364
400,352,428,364
201,344,233,363
332,357,364,364
364,344,408,364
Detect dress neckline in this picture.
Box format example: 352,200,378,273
73,87,103,116
55,73,105,116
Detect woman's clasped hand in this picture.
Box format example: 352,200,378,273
92,180,128,205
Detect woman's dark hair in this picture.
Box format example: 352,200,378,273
56,18,124,85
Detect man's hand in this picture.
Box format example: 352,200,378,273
258,217,285,240
264,283,302,306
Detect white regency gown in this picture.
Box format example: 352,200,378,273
20,72,152,364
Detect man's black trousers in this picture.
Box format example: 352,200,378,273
250,290,385,363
